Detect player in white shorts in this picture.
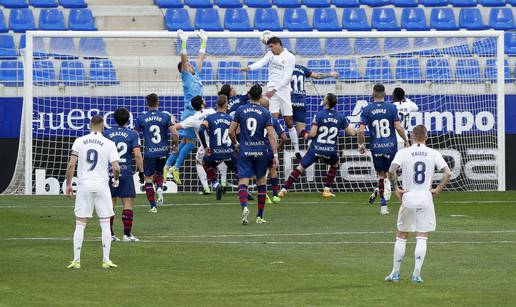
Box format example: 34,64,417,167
65,115,121,270
385,125,451,284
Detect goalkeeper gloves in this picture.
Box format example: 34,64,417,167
198,29,207,54
138,171,145,184
177,30,188,55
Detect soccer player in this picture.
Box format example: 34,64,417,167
358,84,409,215
105,107,144,242
65,115,120,269
385,125,451,284
291,64,339,136
228,84,278,225
199,95,238,200
241,36,301,159
135,93,178,213
279,93,356,198
164,29,208,185
218,84,250,117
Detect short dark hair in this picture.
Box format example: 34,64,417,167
191,95,204,111
248,84,262,101
114,107,130,126
218,84,232,98
216,95,228,109
326,93,337,109
90,115,104,127
147,93,159,107
392,87,405,102
267,36,282,46
373,84,385,99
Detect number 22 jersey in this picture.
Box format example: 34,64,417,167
135,110,174,158
310,109,349,156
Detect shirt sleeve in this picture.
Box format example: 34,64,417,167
392,106,400,122
108,141,121,163
341,116,350,130
274,120,284,135
232,108,240,123
273,53,295,91
312,114,319,126
248,52,272,70
360,109,368,125
131,132,141,148
134,117,142,131
434,150,448,170
304,66,313,78
264,111,273,127
407,99,419,112
71,139,80,156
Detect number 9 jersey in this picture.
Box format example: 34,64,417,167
135,110,174,158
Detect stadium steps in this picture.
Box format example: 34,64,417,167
89,4,163,30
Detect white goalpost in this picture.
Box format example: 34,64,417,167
3,30,506,195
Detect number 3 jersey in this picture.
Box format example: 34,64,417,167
360,102,400,154
233,103,273,155
310,109,349,155
104,126,140,176
135,110,174,158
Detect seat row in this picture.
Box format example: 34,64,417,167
0,0,86,8
1,8,95,32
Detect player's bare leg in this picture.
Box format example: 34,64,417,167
67,217,87,269
385,231,408,282
238,178,250,225
121,198,139,242
296,121,307,137
412,232,428,284
110,198,120,242
144,176,157,213
322,162,339,198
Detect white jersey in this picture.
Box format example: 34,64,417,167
394,98,418,143
248,49,296,97
71,132,120,191
180,108,216,130
392,144,448,209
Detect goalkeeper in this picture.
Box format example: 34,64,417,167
164,30,208,185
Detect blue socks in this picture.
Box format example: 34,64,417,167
174,142,196,170
165,142,184,169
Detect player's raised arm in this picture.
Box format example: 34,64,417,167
394,121,409,146
310,71,339,80
65,149,78,197
177,30,190,72
196,30,208,72
242,51,272,72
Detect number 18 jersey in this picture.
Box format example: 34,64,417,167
135,110,174,158
311,109,349,154
360,102,400,154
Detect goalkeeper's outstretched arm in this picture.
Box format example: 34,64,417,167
197,30,207,72
178,30,190,72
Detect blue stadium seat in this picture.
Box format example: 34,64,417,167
479,0,506,6
342,8,371,31
273,0,301,7
489,8,515,30
89,60,119,86
325,38,353,55
303,0,330,7
0,35,17,59
246,61,267,82
234,38,263,56
0,61,23,86
217,61,244,84
355,38,381,55
254,8,282,31
401,8,430,30
295,38,322,56
384,37,410,55
485,59,510,82
207,38,232,55
224,8,252,31
195,8,223,31
335,59,360,81
215,0,242,7
155,0,184,7
279,38,293,50
284,8,312,31
472,37,495,56
395,58,423,83
79,37,106,58
372,8,400,31
49,37,77,59
185,0,213,7
30,0,57,7
505,32,516,55
393,0,418,6
426,58,452,83
459,8,488,30
442,38,472,56
430,8,459,30
33,60,57,86
197,60,214,84
455,58,481,83
313,8,340,31
59,0,87,8
39,9,66,31
415,37,439,56
19,35,48,59
365,59,393,83
165,8,194,31
69,9,96,31
244,0,271,7
175,37,200,55
420,0,448,6
9,8,36,32
360,0,392,6
307,59,334,84
450,0,477,6
59,60,86,86
508,0,516,4
0,0,28,8
0,11,9,33
332,0,359,6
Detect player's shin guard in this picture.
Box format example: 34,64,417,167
174,142,196,169
392,237,407,274
196,164,210,191
270,177,279,197
121,209,133,236
413,237,428,277
154,174,164,190
238,184,248,208
73,220,86,262
378,178,385,200
289,127,300,153
325,165,338,188
257,185,266,218
283,169,301,190
100,218,112,262
144,183,156,208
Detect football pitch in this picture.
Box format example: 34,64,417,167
1,192,515,306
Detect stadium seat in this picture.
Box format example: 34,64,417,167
0,11,9,33
0,35,17,59
79,37,106,58
420,0,448,6
505,32,516,55
254,8,282,31
246,61,267,82
280,38,293,50
0,61,23,86
30,0,57,7
508,0,516,4
215,0,242,7
401,8,430,31
430,8,459,30
185,0,213,7
217,61,244,84
325,38,353,55
234,38,263,56
372,8,400,31
489,8,515,30
224,8,252,31
426,58,452,83
342,8,371,31
194,8,223,31
273,0,301,7
89,60,119,86
472,37,496,56
459,8,488,30
450,0,477,6
393,0,418,6
59,0,86,8
355,38,381,55
197,60,214,84
284,8,312,31
360,0,392,6
307,59,334,84
244,0,271,7
49,37,77,59
295,38,322,56
33,60,57,86
332,0,359,6
455,58,481,83
479,0,506,6
0,0,28,8
395,58,423,83
313,8,340,31
175,37,200,55
365,59,393,83
485,58,510,82
415,37,439,56
9,8,36,32
165,8,194,31
59,60,86,86
335,59,360,81
303,0,331,7
442,37,472,56
384,37,410,55
39,9,66,31
19,35,48,59
68,9,96,31
155,0,184,7
207,38,232,55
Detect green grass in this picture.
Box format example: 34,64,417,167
1,192,516,306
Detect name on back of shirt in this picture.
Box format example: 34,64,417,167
83,138,104,146
214,118,231,125
243,108,262,115
144,115,163,123
107,130,129,139
372,109,387,115
412,151,428,157
323,118,338,124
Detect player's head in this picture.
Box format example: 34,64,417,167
147,93,159,109
392,87,405,103
114,107,130,127
89,115,104,132
216,94,228,112
373,84,386,101
412,125,428,144
177,61,194,74
267,37,283,55
323,93,338,110
191,95,205,111
218,84,236,98
248,84,262,102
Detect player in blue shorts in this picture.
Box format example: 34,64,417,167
164,29,208,185
279,93,356,198
358,84,409,215
135,94,178,213
229,84,279,225
105,107,144,242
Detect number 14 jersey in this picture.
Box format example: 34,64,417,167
135,110,174,158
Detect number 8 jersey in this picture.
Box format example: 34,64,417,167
360,101,400,154
311,108,349,155
135,110,174,158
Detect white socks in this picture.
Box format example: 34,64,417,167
414,236,428,277
100,218,112,262
391,237,407,274
196,164,210,191
288,127,300,153
73,220,86,262
217,163,227,186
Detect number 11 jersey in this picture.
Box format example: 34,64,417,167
135,110,174,158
